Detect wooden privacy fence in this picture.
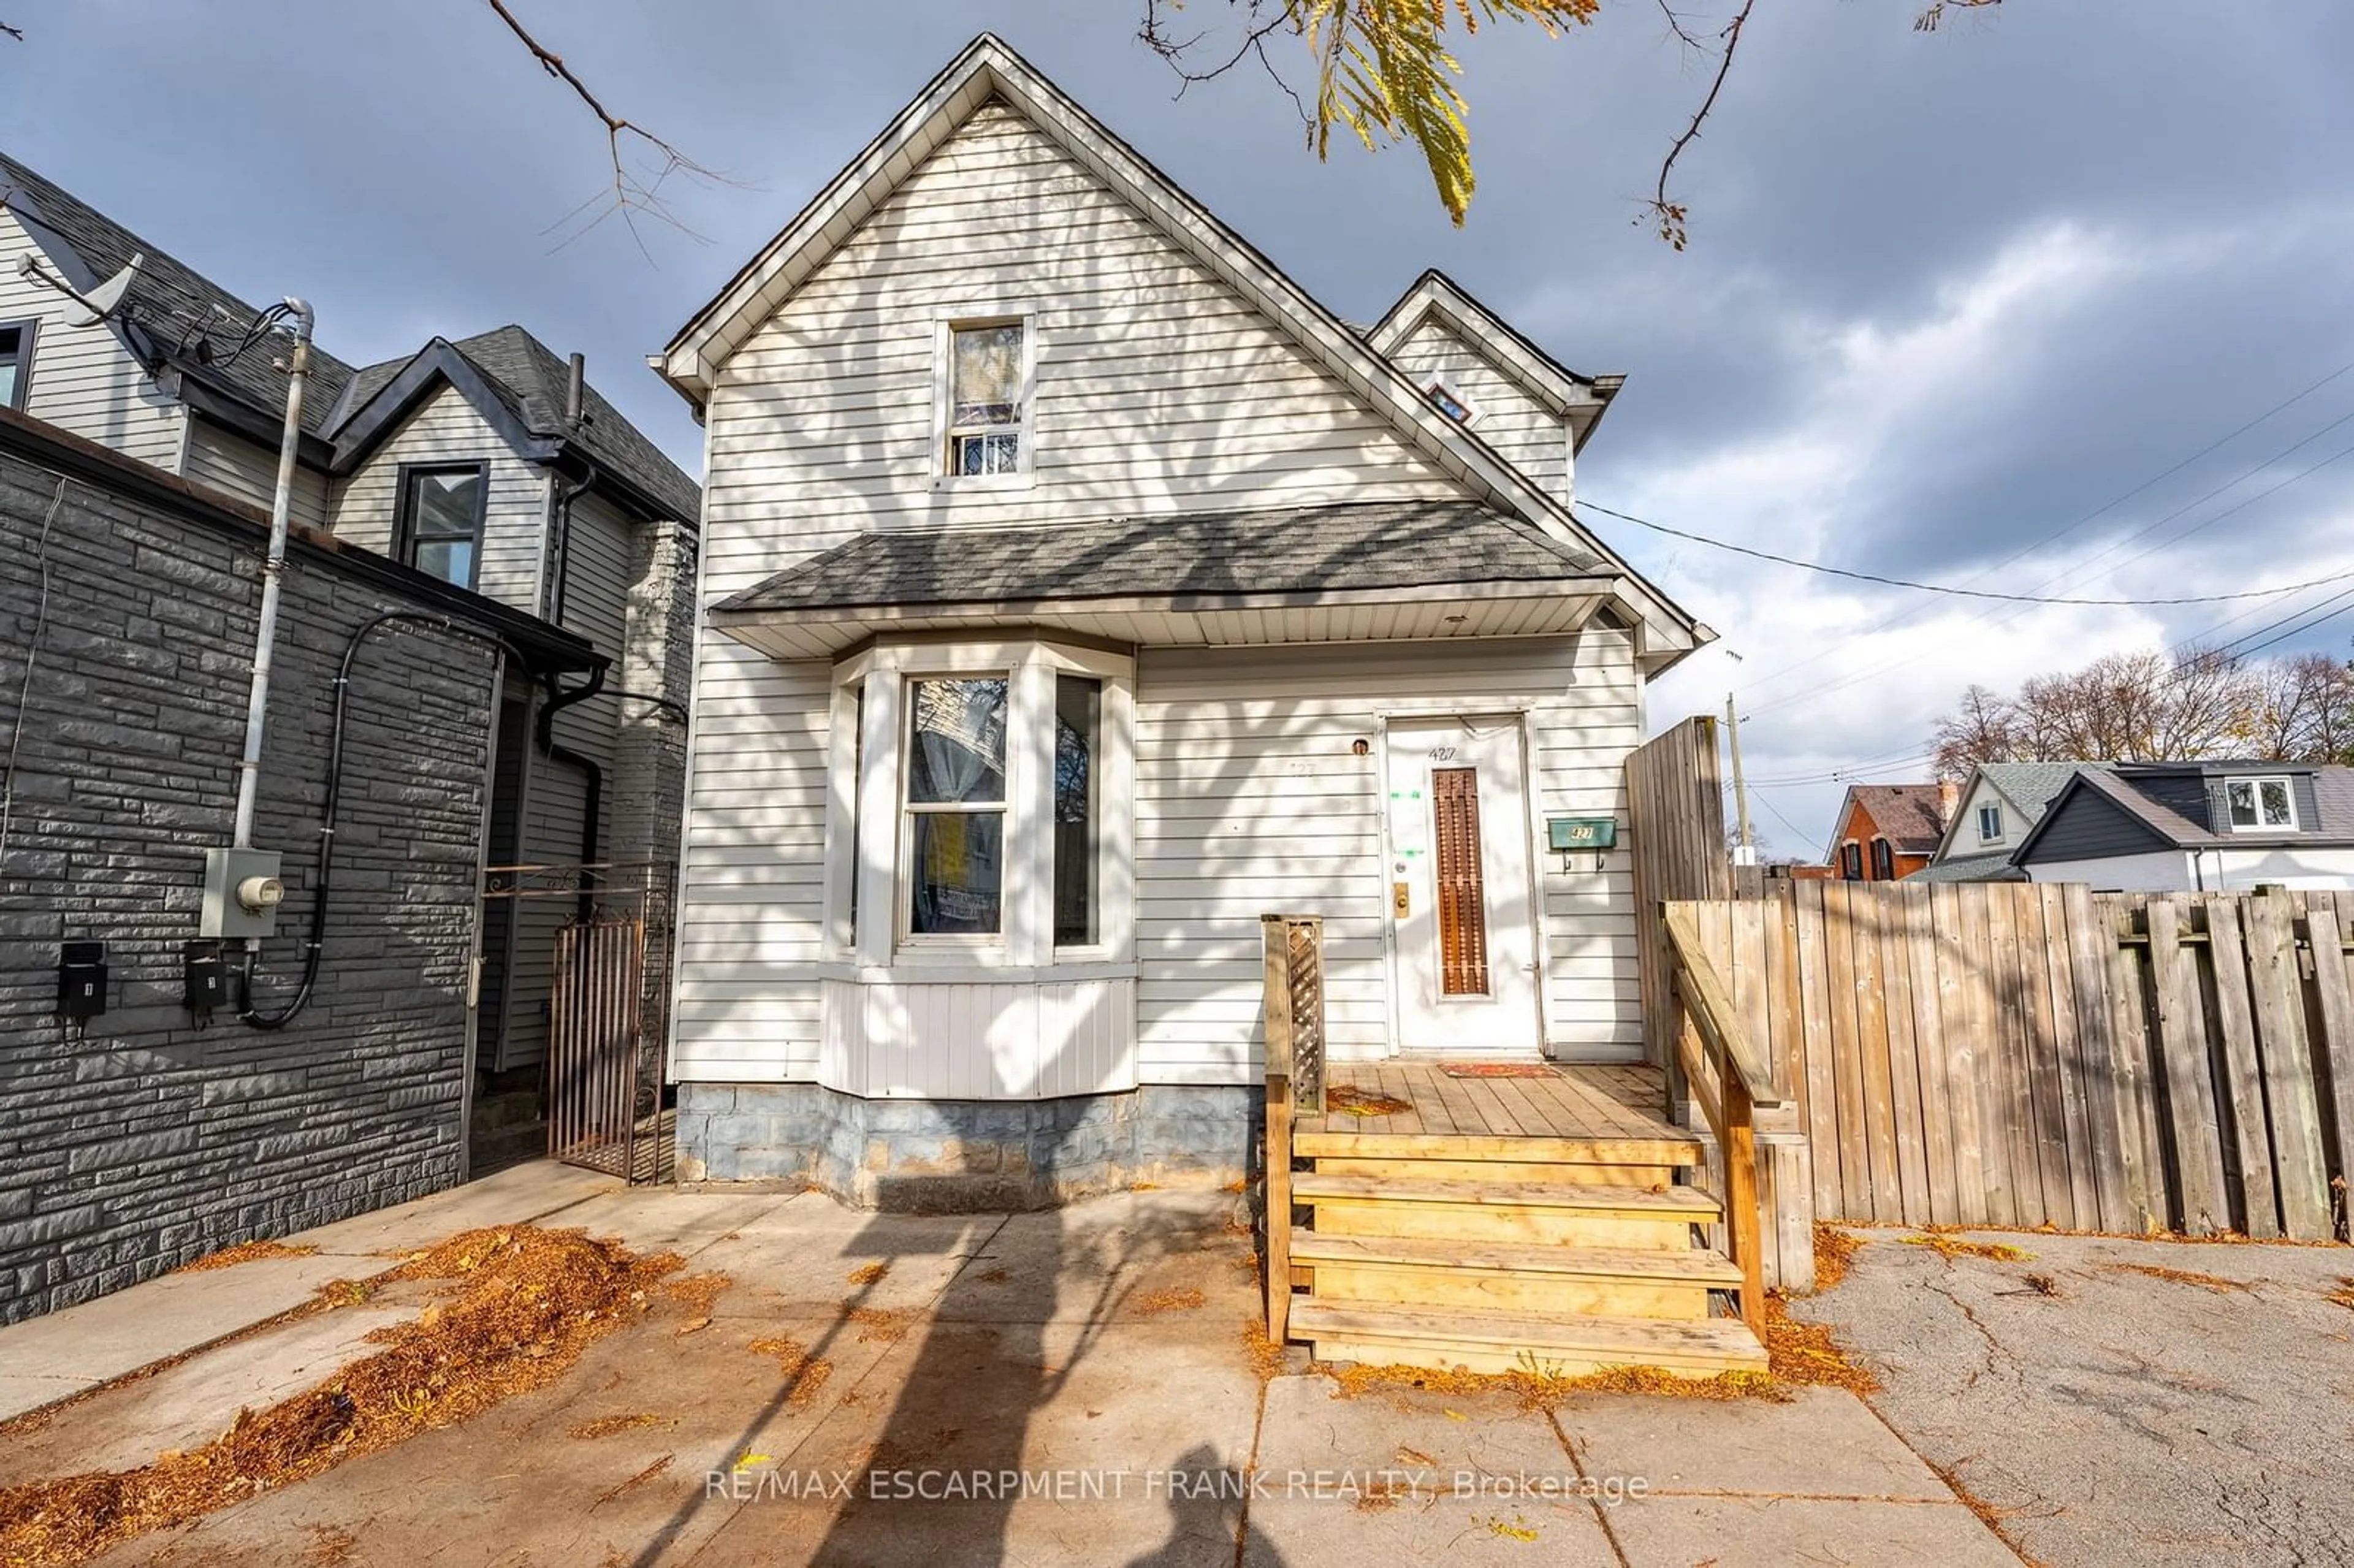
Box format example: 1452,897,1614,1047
1674,882,2354,1243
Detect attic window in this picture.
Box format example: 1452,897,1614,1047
0,321,34,410
943,319,1028,477
2224,777,2296,832
1425,379,1476,425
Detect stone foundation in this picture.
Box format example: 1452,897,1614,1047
674,1083,1256,1212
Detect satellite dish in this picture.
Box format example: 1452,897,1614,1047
67,253,143,327
13,249,143,327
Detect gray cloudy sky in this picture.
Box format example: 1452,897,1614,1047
9,2,2352,856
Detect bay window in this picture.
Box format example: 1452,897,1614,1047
826,638,1132,972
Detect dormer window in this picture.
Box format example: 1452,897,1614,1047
1425,379,1476,425
2224,777,2295,832
943,319,1028,477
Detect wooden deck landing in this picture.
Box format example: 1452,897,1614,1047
1301,1060,1684,1147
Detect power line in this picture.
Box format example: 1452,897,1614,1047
1706,359,2354,704
1577,501,2354,607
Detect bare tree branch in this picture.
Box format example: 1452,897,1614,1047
0,23,23,42
479,0,728,255
1640,0,1755,251
1915,0,2002,34
1141,0,1313,139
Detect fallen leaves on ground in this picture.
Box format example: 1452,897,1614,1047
1133,1287,1206,1315
747,1337,835,1409
2104,1263,2251,1293
1324,1085,1414,1118
0,1226,683,1568
569,1412,674,1441
1902,1233,2032,1263
1240,1319,1288,1383
1813,1224,1862,1292
848,1306,923,1344
846,1262,889,1287
178,1239,321,1273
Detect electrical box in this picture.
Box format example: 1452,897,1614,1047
200,847,284,938
57,941,106,1019
1548,817,1618,852
185,940,230,1014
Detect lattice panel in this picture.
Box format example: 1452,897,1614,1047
1286,919,1325,1105
1432,767,1491,995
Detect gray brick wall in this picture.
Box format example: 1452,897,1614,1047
0,438,504,1322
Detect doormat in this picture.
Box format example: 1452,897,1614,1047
1438,1063,1556,1079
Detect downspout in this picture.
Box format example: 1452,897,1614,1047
230,299,314,848
537,664,607,921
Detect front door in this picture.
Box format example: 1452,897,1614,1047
1385,717,1543,1056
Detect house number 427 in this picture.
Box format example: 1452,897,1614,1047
1426,747,1458,760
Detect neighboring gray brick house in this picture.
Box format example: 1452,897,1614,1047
0,409,599,1322
0,151,703,1170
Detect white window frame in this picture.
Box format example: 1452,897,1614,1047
932,310,1038,490
2223,775,2298,833
1976,803,2003,843
823,637,1134,974
1423,377,1479,427
897,671,1014,952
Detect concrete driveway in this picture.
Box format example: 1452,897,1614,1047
0,1164,2014,1566
1792,1225,2354,1567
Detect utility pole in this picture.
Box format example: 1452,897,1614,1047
1725,693,1755,866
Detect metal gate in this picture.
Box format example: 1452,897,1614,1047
482,859,675,1184
550,917,658,1181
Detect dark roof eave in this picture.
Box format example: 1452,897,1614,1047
710,576,1617,622
0,405,601,678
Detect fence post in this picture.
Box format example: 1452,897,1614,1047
1261,915,1297,1345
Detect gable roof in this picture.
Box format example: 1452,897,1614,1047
659,33,1703,672
2013,762,2354,862
0,151,359,436
1927,759,2110,863
1835,783,1948,854
1365,269,1623,453
324,327,700,523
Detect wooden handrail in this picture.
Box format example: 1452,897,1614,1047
1663,907,1787,1109
1661,904,1775,1336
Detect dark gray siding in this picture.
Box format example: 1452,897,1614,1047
2019,786,2173,864
0,433,503,1323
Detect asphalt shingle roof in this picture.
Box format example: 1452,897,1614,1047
712,500,1599,615
2087,762,2354,847
0,151,358,432
1908,850,2025,884
1848,784,1949,854
448,327,700,523
1978,761,2103,825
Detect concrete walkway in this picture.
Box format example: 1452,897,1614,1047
0,1166,2016,1566
1794,1225,2354,1567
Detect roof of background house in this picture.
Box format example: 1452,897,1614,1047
1,154,698,525
1842,784,1949,854
714,499,1606,615
1977,761,2107,824
0,151,359,432
1907,850,2028,884
2015,761,2354,858
333,327,701,523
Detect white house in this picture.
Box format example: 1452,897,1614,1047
2013,761,2354,892
1912,761,2099,883
658,36,1707,1206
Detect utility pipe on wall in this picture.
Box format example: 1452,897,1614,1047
230,299,316,848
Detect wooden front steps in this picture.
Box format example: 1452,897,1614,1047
1274,1062,1769,1382
1291,1300,1769,1379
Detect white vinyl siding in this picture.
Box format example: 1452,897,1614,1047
1133,632,1641,1085
178,416,329,530
327,383,547,611
696,101,1466,602
0,208,183,468
671,643,832,1079
1386,314,1571,502
671,631,1640,1087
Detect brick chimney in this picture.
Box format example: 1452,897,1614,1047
1937,778,1959,829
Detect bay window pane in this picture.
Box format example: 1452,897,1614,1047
910,812,1004,934
907,678,1008,804
1054,676,1100,946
